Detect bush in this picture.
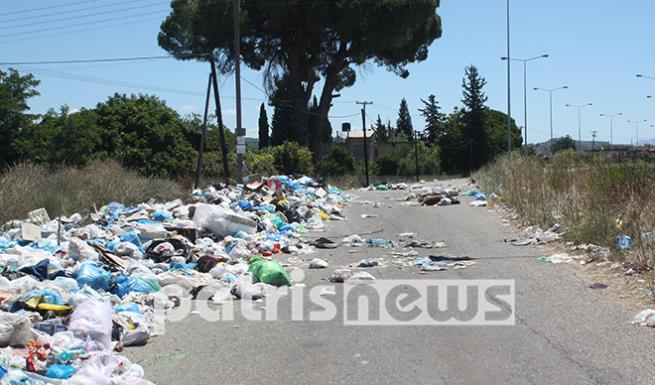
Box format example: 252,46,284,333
244,150,278,176
373,151,403,176
0,160,185,225
398,143,440,176
316,146,356,176
270,141,313,175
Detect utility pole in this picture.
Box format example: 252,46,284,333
194,73,213,189
565,103,592,150
627,119,648,151
534,86,568,151
233,0,245,184
591,130,597,150
414,130,419,182
209,56,230,184
506,0,512,155
357,101,373,186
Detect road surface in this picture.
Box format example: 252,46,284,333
126,180,655,385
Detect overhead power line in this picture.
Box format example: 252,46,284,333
0,54,210,66
0,0,161,24
0,1,170,31
0,0,104,17
0,9,169,39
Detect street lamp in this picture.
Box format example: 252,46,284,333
600,112,623,147
627,119,648,149
534,86,568,145
501,54,549,151
565,103,593,147
636,74,655,81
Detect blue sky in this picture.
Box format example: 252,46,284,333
2,0,654,144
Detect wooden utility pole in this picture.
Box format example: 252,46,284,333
209,56,230,184
233,0,245,183
194,73,213,189
357,101,373,187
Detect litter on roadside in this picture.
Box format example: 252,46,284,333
632,309,655,327
508,224,565,246
538,253,579,264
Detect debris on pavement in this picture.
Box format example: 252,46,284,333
588,283,609,289
0,174,348,384
508,224,565,246
632,309,655,327
538,253,579,264
309,258,329,269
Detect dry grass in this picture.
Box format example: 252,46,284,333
0,160,186,224
476,151,655,270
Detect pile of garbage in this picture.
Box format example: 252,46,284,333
0,175,347,384
507,224,565,246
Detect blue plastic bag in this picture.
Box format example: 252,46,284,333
46,364,76,379
114,302,141,314
121,231,144,252
154,211,174,221
113,275,156,298
615,235,632,250
75,262,111,291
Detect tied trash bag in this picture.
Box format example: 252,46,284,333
75,263,110,292
68,300,113,351
248,256,292,287
193,204,257,237
46,364,76,379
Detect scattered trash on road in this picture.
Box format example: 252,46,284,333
632,309,655,327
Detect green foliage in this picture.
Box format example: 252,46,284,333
485,108,523,160
159,0,442,146
396,98,413,140
258,103,270,149
316,146,356,176
461,65,489,169
95,94,197,178
418,94,446,145
0,69,40,168
269,76,296,146
372,115,391,144
373,143,440,176
244,150,277,176
270,142,313,175
551,135,577,153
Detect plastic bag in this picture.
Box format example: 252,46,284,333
75,263,110,292
0,312,37,347
46,364,77,379
248,256,292,287
193,204,257,237
112,276,158,298
68,238,99,262
68,300,113,351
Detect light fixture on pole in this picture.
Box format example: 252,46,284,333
627,119,648,149
565,103,593,147
534,86,568,147
501,54,549,151
600,112,623,147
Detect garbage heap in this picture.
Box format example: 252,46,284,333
0,175,347,384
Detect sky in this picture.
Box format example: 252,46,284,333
2,0,655,145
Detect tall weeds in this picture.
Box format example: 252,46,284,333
477,150,655,267
0,160,186,224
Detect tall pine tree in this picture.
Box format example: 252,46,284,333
396,98,413,140
418,94,446,146
461,65,489,169
258,103,270,149
372,115,389,144
269,76,295,146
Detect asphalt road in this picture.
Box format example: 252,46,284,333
126,181,655,385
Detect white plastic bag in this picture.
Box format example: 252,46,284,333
68,300,113,351
0,311,37,347
193,203,257,237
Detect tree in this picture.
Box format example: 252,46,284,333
372,115,390,144
461,65,489,170
0,69,40,168
258,103,270,149
485,109,522,159
269,76,295,146
158,0,442,153
94,94,196,177
396,98,413,140
418,94,446,145
551,135,577,153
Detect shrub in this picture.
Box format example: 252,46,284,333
316,146,356,176
245,150,278,176
373,151,403,175
398,143,440,176
270,141,313,175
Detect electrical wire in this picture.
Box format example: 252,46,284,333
0,0,104,17
0,1,170,31
0,54,209,66
0,9,169,39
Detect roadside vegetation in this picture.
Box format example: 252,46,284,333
0,160,184,225
477,150,655,272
